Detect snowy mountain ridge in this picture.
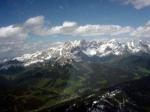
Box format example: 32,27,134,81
3,39,150,67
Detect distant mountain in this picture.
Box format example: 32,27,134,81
1,39,150,68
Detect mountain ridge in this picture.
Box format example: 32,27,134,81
1,39,150,69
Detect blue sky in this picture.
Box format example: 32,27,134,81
0,0,150,27
0,0,150,58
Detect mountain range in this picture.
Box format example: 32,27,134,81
1,39,150,68
1,39,150,112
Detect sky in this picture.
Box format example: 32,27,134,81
0,0,150,59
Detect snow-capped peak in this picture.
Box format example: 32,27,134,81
10,39,150,66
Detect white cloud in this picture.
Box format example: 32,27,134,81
0,25,26,39
49,21,78,35
62,21,77,27
131,21,150,37
118,0,150,9
23,16,46,36
25,16,44,27
111,26,134,36
74,25,133,36
0,16,44,40
0,15,145,40
0,16,150,40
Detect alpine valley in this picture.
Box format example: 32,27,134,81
1,39,150,112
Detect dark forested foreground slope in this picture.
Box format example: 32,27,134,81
40,76,150,112
0,53,150,112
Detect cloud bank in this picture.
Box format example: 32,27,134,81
0,16,150,39
1,16,150,39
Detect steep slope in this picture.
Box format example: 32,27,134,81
40,76,150,112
